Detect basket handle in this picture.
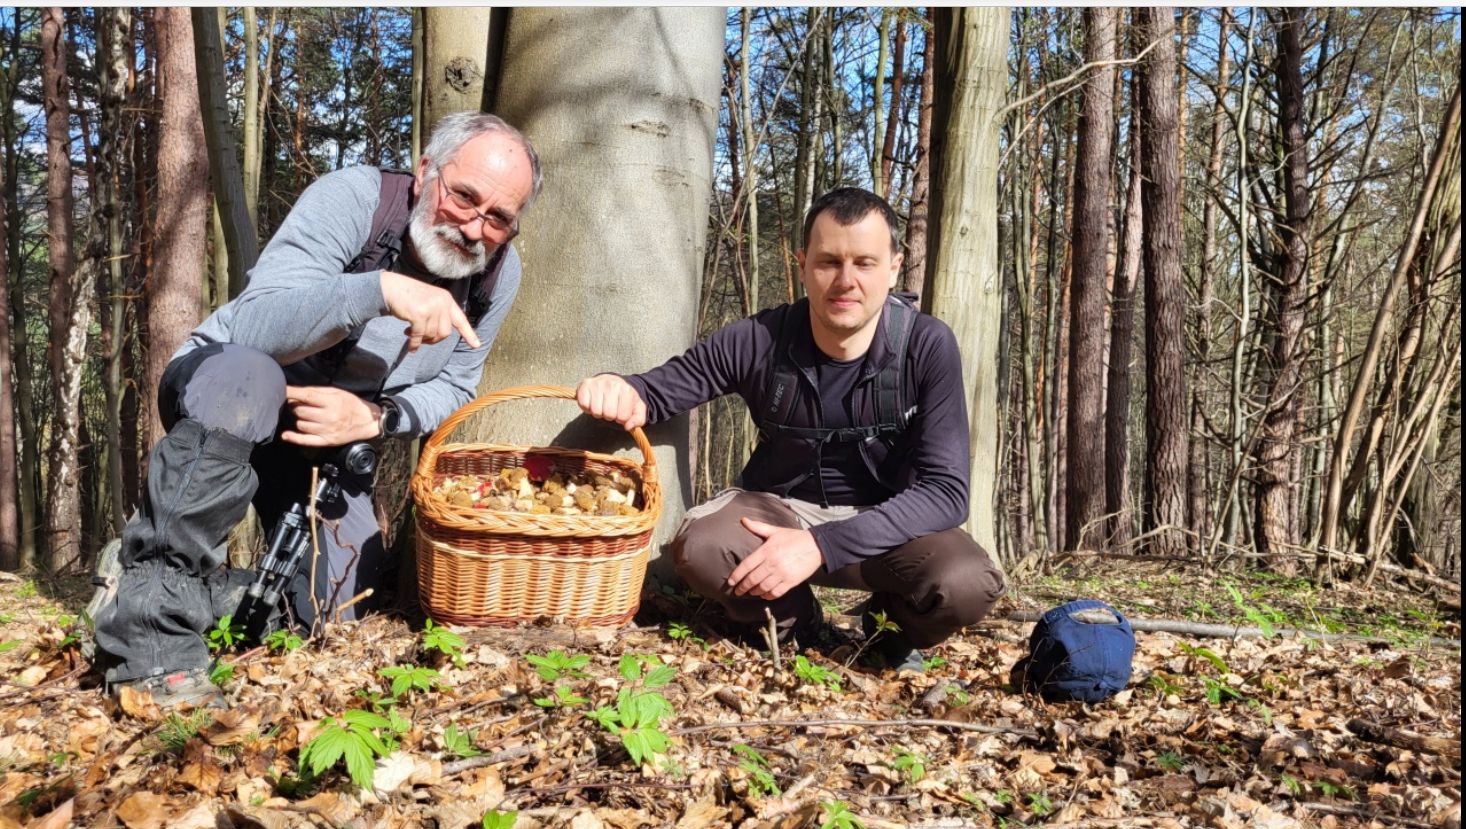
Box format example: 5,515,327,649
417,384,657,479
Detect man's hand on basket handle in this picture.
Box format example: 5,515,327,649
381,270,482,352
575,374,647,432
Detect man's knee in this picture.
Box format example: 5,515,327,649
671,491,796,596
924,532,1005,627
172,343,286,442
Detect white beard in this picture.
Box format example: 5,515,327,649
407,197,489,280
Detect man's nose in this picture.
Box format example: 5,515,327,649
459,218,486,243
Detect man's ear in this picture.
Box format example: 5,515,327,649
888,253,904,290
413,154,431,198
795,248,806,272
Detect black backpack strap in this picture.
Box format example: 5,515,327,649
758,300,806,437
872,294,919,432
345,169,415,275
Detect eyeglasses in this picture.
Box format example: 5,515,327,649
433,164,520,240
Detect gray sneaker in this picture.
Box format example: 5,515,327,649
115,667,225,710
81,538,123,661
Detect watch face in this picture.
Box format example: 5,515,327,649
383,405,402,433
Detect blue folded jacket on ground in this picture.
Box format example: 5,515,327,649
1012,598,1135,703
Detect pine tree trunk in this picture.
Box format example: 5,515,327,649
879,13,907,198
1252,10,1313,561
98,7,130,538
1138,6,1191,558
150,8,208,449
1106,67,1143,551
0,128,15,570
1064,7,1116,552
900,11,935,295
926,6,1009,557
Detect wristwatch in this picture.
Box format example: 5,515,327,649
376,398,403,437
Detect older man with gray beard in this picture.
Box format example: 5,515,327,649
90,113,541,708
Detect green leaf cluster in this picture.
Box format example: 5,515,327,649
819,799,865,829
733,743,780,797
526,649,591,681
206,614,246,653
422,618,466,667
481,810,518,829
443,723,481,759
588,654,677,767
298,709,398,790
379,664,444,698
264,629,304,653
890,748,926,784
792,655,842,693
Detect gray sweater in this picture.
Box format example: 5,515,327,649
178,166,521,438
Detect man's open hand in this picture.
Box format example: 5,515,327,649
575,374,648,431
727,518,824,600
281,385,381,447
381,270,483,352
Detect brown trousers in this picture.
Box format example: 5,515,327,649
671,489,1004,648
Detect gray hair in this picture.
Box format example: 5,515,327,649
422,112,543,210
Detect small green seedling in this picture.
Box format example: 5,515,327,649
1155,750,1184,772
443,723,482,758
527,649,592,682
588,655,676,767
481,811,517,829
733,743,780,797
298,709,396,790
667,622,709,650
922,654,948,671
379,665,444,698
533,684,589,709
206,615,246,653
890,748,927,784
792,655,842,693
264,629,304,652
1027,791,1053,816
157,709,213,752
209,661,236,687
422,618,466,667
819,799,865,829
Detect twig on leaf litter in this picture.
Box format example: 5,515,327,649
674,716,1038,740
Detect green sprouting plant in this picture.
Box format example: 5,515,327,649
1226,583,1288,637
819,799,865,829
993,789,1014,805
526,649,592,682
890,748,927,785
792,655,842,693
1315,780,1357,801
481,811,518,829
0,639,22,654
298,709,397,790
1176,641,1229,674
587,655,676,767
533,684,589,709
209,660,237,687
1026,791,1053,816
846,611,902,667
422,618,466,667
945,684,971,706
1248,698,1275,726
1280,773,1304,796
1148,672,1184,697
55,615,82,650
667,622,709,651
264,629,304,653
733,743,780,797
442,723,482,759
922,654,948,671
157,709,213,752
1155,750,1184,772
379,665,445,698
206,614,246,653
14,581,36,599
1202,676,1245,705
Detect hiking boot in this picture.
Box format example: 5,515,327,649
114,667,225,710
81,538,123,661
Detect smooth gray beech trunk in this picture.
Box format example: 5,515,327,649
456,8,724,564
925,7,1008,560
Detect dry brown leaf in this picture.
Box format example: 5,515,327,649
299,790,362,825
22,798,71,829
674,795,728,829
1016,750,1056,775
201,707,260,746
117,685,161,721
115,791,167,829
168,802,220,829
178,739,223,795
223,806,291,829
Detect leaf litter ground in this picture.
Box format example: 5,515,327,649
0,559,1458,829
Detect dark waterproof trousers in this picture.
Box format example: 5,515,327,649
93,343,390,684
672,489,1005,648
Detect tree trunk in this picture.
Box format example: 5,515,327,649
900,11,935,296
420,8,505,131
98,7,130,538
1063,8,1116,553
879,13,907,199
1138,6,1190,558
150,8,209,449
42,7,87,572
192,8,258,299
1252,10,1313,561
0,13,29,570
925,7,1008,558
242,6,260,227
1106,67,1143,551
0,121,15,570
871,9,889,197
740,8,760,314
461,8,723,566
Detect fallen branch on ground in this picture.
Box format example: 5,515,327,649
1347,718,1461,760
1003,611,1460,649
674,717,1037,739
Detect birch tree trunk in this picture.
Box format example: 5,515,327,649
150,8,208,449
925,7,1008,557
192,7,257,299
460,8,723,563
1064,7,1116,552
242,6,260,227
1138,6,1191,558
42,7,89,572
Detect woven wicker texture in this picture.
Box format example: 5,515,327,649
411,385,661,627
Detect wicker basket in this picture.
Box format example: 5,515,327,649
411,385,661,627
